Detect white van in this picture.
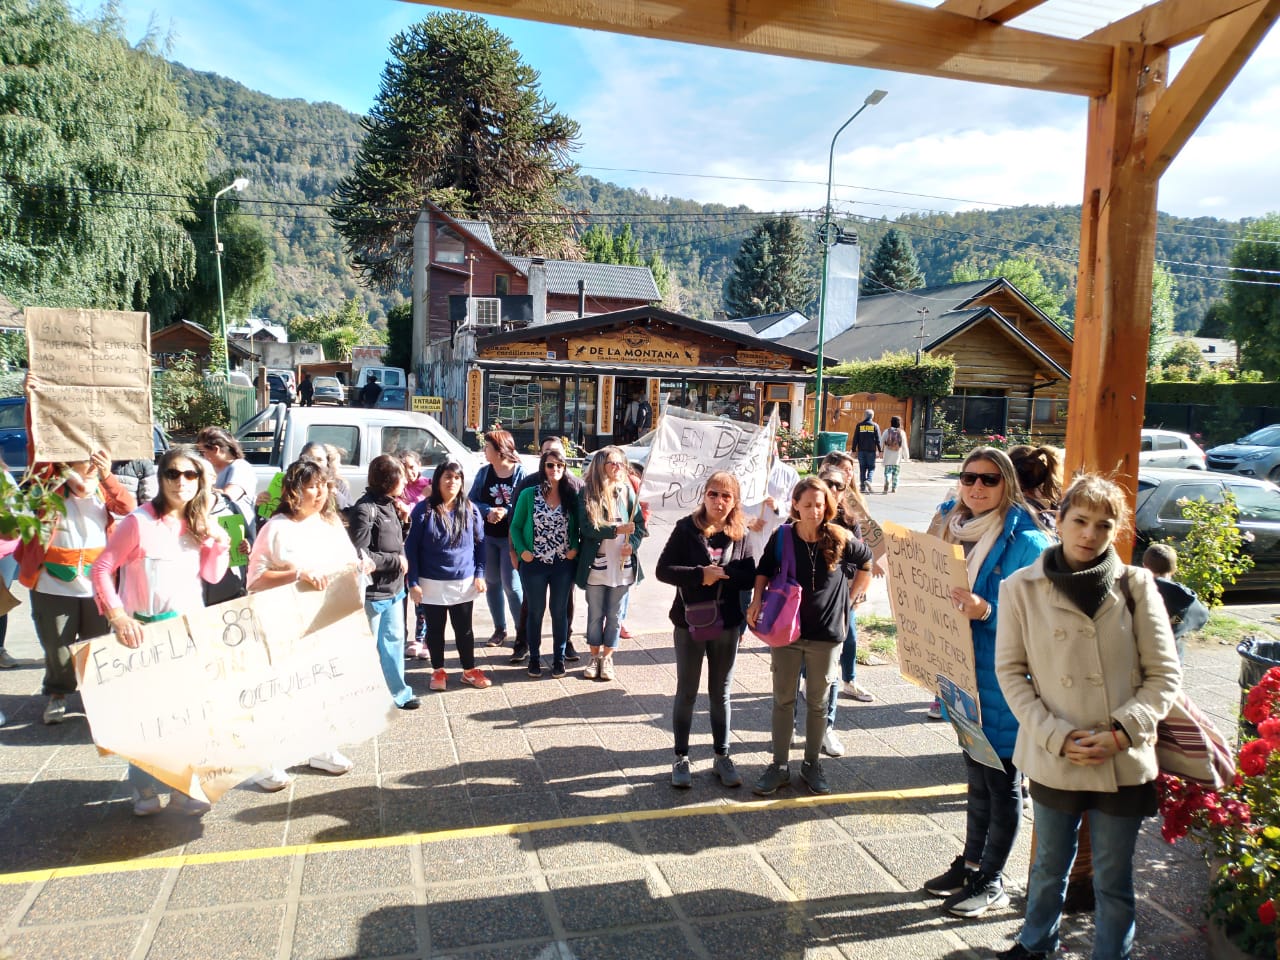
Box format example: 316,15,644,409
353,365,407,409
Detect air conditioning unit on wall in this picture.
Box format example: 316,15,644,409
469,297,501,330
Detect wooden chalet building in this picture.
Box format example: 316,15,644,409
763,278,1073,436
151,320,255,371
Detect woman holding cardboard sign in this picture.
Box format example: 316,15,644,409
91,446,229,817
920,446,1052,919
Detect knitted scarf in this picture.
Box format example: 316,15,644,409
944,508,1005,589
1043,544,1121,618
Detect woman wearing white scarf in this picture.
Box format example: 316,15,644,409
922,447,1053,920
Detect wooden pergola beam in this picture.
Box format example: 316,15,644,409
400,0,1113,96
1145,0,1280,177
934,0,1049,25
1086,0,1262,47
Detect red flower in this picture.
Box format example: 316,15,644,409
1260,899,1277,926
1238,738,1276,776
1258,717,1280,739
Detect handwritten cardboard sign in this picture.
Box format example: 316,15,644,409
72,570,393,802
880,520,979,715
638,413,774,516
25,308,154,462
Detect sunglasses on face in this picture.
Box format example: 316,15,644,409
606,459,626,467
825,480,846,491
545,462,566,472
704,490,733,501
164,468,200,482
959,471,1002,488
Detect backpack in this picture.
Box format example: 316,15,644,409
884,427,903,451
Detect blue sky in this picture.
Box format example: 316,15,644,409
100,0,1280,224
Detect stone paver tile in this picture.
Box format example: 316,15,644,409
694,911,838,960
377,737,459,775
531,821,642,871
381,787,474,836
1,918,143,960
761,842,891,900
461,758,546,797
167,857,294,909
21,870,167,926
145,904,284,960
938,899,1025,953
552,783,641,821
565,925,697,960
471,789,561,829
630,808,739,857
657,853,787,917
730,803,845,847
291,891,418,960
301,845,413,895
547,861,677,932
0,882,31,924
287,773,381,808
454,735,532,763
418,833,529,881
858,835,962,893
424,876,551,950
439,941,564,960
811,896,952,952
285,809,382,845
179,822,288,856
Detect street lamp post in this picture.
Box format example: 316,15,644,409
213,177,250,390
814,90,886,435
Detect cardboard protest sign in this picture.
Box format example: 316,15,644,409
937,674,1002,770
880,520,980,715
72,569,392,802
25,308,153,462
638,413,775,517
862,515,888,575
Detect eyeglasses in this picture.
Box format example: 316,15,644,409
704,490,733,501
163,468,200,482
545,462,566,472
825,480,846,491
959,471,1003,488
606,459,626,468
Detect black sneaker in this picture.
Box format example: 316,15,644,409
923,855,974,897
752,763,791,796
550,660,566,678
799,759,830,795
996,943,1050,959
564,642,581,663
527,660,542,678
509,641,529,665
946,870,1009,918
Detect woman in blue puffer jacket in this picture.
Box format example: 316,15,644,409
921,446,1053,920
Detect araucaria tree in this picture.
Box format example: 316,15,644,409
331,13,581,290
724,216,814,318
861,228,925,295
0,0,210,309
1226,212,1280,378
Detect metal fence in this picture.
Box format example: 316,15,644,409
206,381,258,430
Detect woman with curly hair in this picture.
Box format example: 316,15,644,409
747,476,873,797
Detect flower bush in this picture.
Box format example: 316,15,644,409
1158,665,1280,958
776,421,813,461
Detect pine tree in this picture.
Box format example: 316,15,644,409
861,228,925,295
723,216,814,318
331,13,581,291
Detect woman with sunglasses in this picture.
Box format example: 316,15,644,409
246,458,367,789
196,426,257,520
91,447,229,816
921,446,1053,920
575,446,647,681
406,460,490,691
510,448,579,677
655,472,756,789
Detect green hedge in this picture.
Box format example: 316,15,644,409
825,352,955,399
1145,381,1280,406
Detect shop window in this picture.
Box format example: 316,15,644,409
494,274,510,296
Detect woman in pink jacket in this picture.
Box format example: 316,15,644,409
92,446,230,817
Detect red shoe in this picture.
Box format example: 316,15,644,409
461,668,492,689
429,669,447,691
619,624,633,639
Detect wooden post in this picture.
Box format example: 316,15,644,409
1064,42,1167,557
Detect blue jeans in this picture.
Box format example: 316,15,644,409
672,625,739,756
519,558,574,663
857,450,876,486
484,537,523,634
1018,801,1143,960
367,590,413,705
585,582,629,649
962,753,1022,877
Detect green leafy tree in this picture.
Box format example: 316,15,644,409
1169,494,1254,609
724,216,814,318
861,228,925,296
1226,212,1280,378
1198,299,1231,338
152,352,230,432
1161,338,1204,376
951,256,1067,322
331,12,581,290
384,301,413,372
1149,262,1177,370
291,299,386,362
0,0,210,309
581,224,668,299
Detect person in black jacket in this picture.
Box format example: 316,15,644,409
348,454,420,710
655,471,757,789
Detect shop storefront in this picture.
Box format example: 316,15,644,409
465,307,816,453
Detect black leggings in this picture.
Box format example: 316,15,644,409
962,753,1022,878
425,602,475,670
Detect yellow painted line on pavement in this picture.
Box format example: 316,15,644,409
0,782,964,887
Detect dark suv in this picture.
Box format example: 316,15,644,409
267,373,293,407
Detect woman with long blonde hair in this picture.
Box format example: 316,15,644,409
747,476,873,797
655,472,756,789
575,446,647,681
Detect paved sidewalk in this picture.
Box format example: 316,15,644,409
0,605,1246,960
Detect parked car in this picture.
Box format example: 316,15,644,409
0,396,169,473
235,404,485,500
1140,428,1206,469
1205,424,1280,482
228,370,254,388
267,373,293,407
1133,467,1280,590
310,376,346,406
353,365,407,410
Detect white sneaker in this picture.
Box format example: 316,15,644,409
42,697,66,725
842,681,874,702
0,650,19,669
583,656,600,680
309,750,354,775
168,792,211,816
132,788,163,817
821,729,846,757
927,699,943,721
599,653,616,681
256,768,293,792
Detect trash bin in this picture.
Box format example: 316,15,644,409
815,431,848,457
924,428,944,462
1237,636,1280,740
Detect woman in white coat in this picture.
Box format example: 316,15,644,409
994,474,1181,960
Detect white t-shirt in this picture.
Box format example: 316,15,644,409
587,487,635,588
217,459,258,517
247,513,357,589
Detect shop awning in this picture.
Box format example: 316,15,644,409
475,358,815,383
